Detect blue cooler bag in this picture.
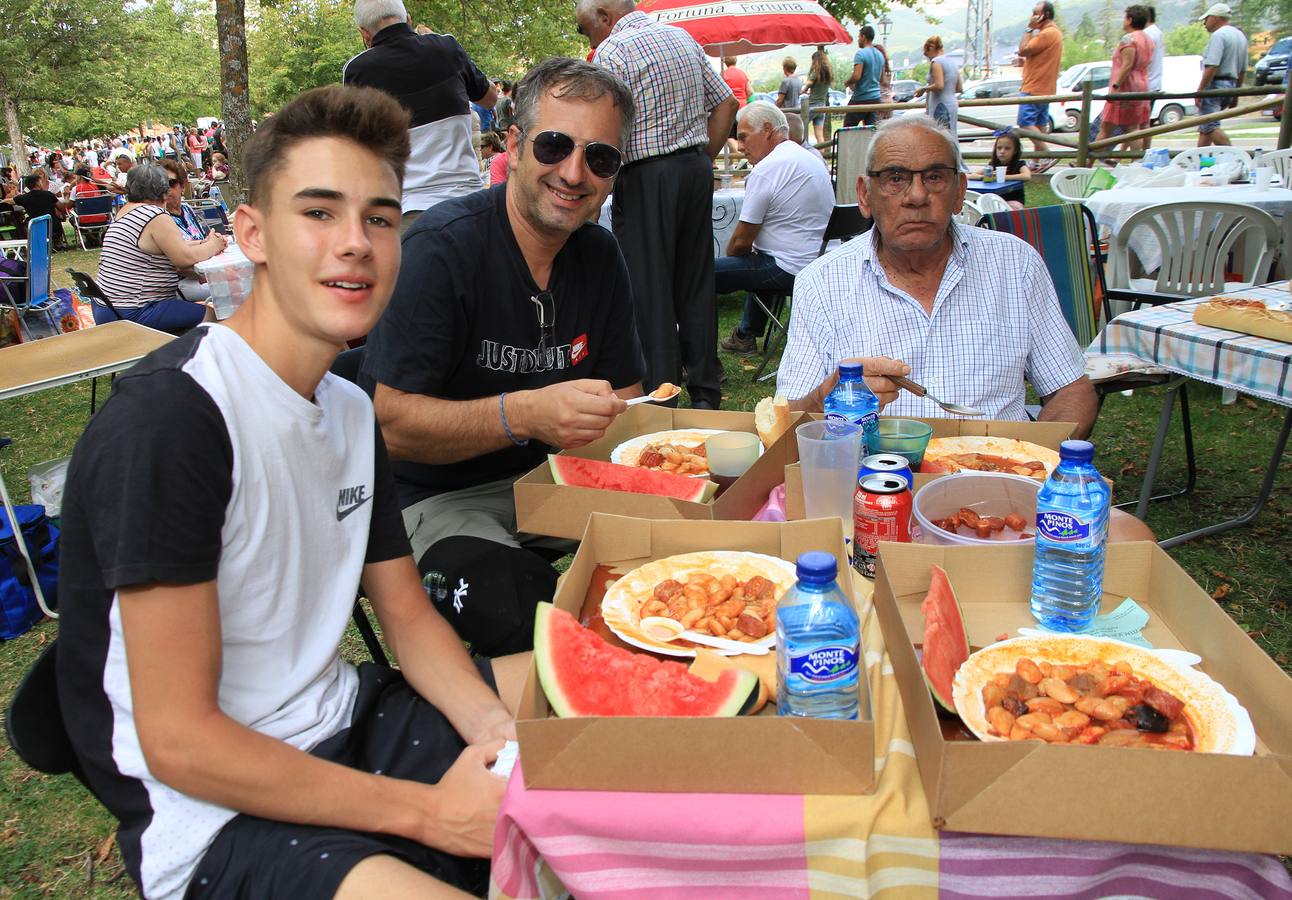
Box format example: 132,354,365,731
0,505,58,639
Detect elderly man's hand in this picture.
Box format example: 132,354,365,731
796,356,912,412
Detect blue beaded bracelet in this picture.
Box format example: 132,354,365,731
500,392,527,447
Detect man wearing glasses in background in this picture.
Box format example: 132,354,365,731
777,115,1097,437
362,59,644,653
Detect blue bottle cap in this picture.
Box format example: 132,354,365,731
796,551,838,583
838,362,864,379
1059,439,1095,462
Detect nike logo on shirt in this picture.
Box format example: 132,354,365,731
336,485,372,521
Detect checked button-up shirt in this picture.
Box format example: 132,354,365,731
593,11,733,164
777,223,1087,421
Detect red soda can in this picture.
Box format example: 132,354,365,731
853,473,912,579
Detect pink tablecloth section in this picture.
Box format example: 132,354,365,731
491,572,1292,899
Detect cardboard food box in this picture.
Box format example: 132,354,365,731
516,513,876,795
873,541,1292,854
783,417,1076,520
515,405,808,541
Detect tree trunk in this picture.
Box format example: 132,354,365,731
215,0,251,211
0,73,31,177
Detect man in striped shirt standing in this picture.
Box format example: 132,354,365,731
576,0,738,409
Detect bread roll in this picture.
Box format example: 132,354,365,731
754,395,792,449
1192,298,1292,343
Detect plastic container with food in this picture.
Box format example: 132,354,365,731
911,472,1040,546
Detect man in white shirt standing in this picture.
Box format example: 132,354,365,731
778,115,1097,434
1140,6,1165,149
717,102,834,354
1144,6,1165,91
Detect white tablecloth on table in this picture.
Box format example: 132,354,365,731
598,188,744,259
1085,184,1292,276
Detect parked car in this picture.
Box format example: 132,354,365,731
956,77,1054,137
891,79,920,103
1255,36,1292,86
1050,56,1202,131
827,88,846,107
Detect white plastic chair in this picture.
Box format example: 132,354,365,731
974,192,1012,214
1111,201,1280,297
953,199,984,225
1171,147,1253,172
1049,167,1098,203
1256,148,1292,185
963,189,982,204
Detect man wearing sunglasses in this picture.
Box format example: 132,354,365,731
777,115,1097,437
362,59,645,652
576,0,738,410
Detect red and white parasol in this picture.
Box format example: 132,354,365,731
637,0,853,57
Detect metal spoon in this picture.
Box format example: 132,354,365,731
639,616,770,655
890,375,985,417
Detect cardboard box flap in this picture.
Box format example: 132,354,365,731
873,540,1292,854
518,716,875,795
941,742,1292,847
517,514,875,795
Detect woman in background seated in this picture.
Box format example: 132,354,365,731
95,163,225,332
158,158,213,302
208,152,230,181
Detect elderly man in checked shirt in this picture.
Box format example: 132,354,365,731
778,115,1098,437
576,0,739,410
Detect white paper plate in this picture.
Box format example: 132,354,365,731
951,634,1255,755
601,550,795,657
610,429,762,476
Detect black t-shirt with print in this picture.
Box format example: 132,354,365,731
15,189,59,222
361,184,644,506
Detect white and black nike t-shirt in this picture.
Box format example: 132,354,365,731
56,324,410,899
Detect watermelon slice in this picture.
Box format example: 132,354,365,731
920,565,970,713
549,455,718,503
534,602,758,717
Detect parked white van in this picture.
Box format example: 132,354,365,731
1050,55,1202,131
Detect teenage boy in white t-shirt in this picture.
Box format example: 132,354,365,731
57,84,525,900
718,101,834,355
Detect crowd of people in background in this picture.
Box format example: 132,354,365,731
0,121,230,246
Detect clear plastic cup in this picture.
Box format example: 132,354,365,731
796,420,862,527
1254,167,1274,190
871,418,934,467
996,166,1009,184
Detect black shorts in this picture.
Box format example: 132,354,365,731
185,660,497,900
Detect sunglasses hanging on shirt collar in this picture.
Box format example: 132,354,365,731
531,291,556,355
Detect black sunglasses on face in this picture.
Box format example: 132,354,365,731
522,130,623,179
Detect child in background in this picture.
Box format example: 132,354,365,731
978,130,1031,209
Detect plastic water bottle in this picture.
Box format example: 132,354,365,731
823,362,879,458
777,551,862,720
1029,440,1112,632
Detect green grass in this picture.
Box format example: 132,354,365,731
3,230,1291,894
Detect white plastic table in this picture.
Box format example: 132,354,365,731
0,321,173,615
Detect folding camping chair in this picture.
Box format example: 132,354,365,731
68,191,114,249
0,215,60,338
979,203,1199,507
749,204,871,382
830,126,877,205
190,198,230,234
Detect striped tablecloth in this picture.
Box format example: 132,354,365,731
1094,281,1292,406
490,575,1292,899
